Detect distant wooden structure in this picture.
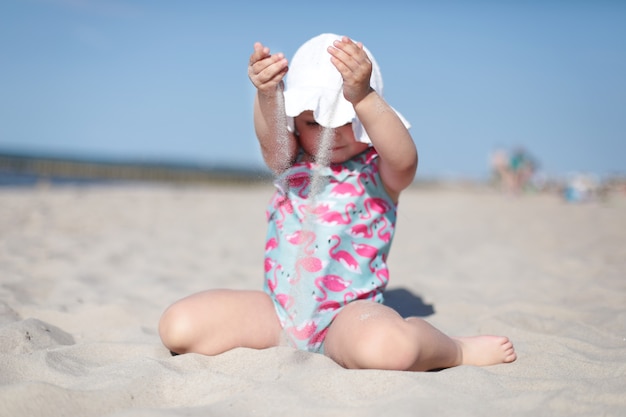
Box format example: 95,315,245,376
0,152,272,185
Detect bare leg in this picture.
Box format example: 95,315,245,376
324,300,516,371
158,289,283,355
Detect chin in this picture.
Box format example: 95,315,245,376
330,155,350,164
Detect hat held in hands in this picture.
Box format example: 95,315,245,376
284,33,410,144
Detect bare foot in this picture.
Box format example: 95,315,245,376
453,335,517,366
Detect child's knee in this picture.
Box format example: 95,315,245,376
158,304,195,354
349,320,418,370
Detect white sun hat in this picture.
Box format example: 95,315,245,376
283,33,410,144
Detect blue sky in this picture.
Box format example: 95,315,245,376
1,0,624,180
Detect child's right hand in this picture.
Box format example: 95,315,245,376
248,42,289,96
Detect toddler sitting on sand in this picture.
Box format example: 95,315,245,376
159,33,516,371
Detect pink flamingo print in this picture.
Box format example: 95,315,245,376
265,237,278,253
287,172,311,198
264,257,276,273
266,263,283,292
309,327,329,348
286,230,317,255
360,288,381,301
291,256,324,283
376,268,389,286
341,281,385,303
276,293,294,311
352,242,379,272
329,235,361,273
313,274,352,302
287,319,318,341
342,290,357,304
317,300,342,313
349,221,374,239
273,195,294,230
306,201,335,214
330,164,345,176
360,197,393,220
343,288,379,303
361,147,379,166
314,202,356,226
376,217,392,243
329,173,367,198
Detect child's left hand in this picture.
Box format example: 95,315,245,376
327,37,373,106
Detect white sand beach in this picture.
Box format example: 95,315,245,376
1,183,625,417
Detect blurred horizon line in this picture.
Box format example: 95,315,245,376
1,147,624,189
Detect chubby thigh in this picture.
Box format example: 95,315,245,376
159,289,284,355
323,300,419,370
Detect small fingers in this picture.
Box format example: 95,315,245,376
249,42,270,66
326,36,372,104
258,53,287,82
328,37,368,69
248,45,288,91
328,37,371,79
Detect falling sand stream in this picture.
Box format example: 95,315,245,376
273,85,344,345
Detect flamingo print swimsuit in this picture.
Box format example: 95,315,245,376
263,147,397,353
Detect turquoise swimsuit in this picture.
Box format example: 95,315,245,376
263,148,397,353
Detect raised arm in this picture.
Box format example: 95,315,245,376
248,42,298,174
328,37,418,201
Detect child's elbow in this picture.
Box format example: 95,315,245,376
398,151,419,187
381,159,418,197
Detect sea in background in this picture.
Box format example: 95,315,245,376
0,149,272,187
0,171,108,187
2,148,624,205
